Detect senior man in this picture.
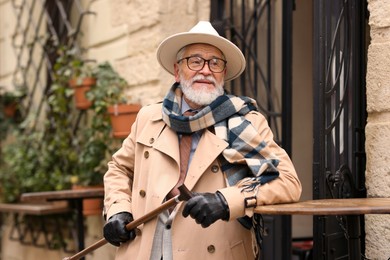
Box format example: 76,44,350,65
103,21,301,260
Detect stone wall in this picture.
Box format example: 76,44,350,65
0,0,17,88
365,1,390,259
83,0,210,106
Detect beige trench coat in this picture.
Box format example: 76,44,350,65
103,102,302,260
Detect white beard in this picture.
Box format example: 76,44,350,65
180,74,224,106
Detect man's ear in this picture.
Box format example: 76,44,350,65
174,63,180,82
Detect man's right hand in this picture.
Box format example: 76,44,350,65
103,212,136,246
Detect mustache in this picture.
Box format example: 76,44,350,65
190,75,217,85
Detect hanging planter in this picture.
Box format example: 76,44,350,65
108,103,141,138
69,77,96,110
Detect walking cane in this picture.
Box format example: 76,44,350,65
63,185,193,260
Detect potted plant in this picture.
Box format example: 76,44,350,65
61,47,96,110
68,65,96,110
0,86,27,118
0,86,26,143
107,103,141,138
68,62,115,215
88,62,141,139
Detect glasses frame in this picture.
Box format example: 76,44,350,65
177,56,227,73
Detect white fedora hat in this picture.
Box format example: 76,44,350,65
156,21,246,82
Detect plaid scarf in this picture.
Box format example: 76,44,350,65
162,83,280,192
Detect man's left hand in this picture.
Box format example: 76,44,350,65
182,191,230,228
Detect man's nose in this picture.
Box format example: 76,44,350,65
199,61,212,74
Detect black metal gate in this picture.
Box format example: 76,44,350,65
210,0,293,259
313,1,368,259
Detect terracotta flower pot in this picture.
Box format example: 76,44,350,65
69,77,96,110
72,184,103,216
108,103,141,138
3,102,17,117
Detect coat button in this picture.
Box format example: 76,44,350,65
211,165,219,173
139,190,146,197
144,151,149,158
207,245,215,253
149,138,155,144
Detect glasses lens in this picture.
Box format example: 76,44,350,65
208,58,225,72
186,57,226,73
187,57,204,70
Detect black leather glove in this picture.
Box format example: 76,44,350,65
182,191,230,228
103,212,136,246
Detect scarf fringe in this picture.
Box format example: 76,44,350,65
251,227,259,257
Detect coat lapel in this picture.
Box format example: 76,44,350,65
138,109,179,165
185,129,228,191
152,123,180,166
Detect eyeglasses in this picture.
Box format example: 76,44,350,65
177,56,227,73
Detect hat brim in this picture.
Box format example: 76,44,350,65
157,32,246,82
